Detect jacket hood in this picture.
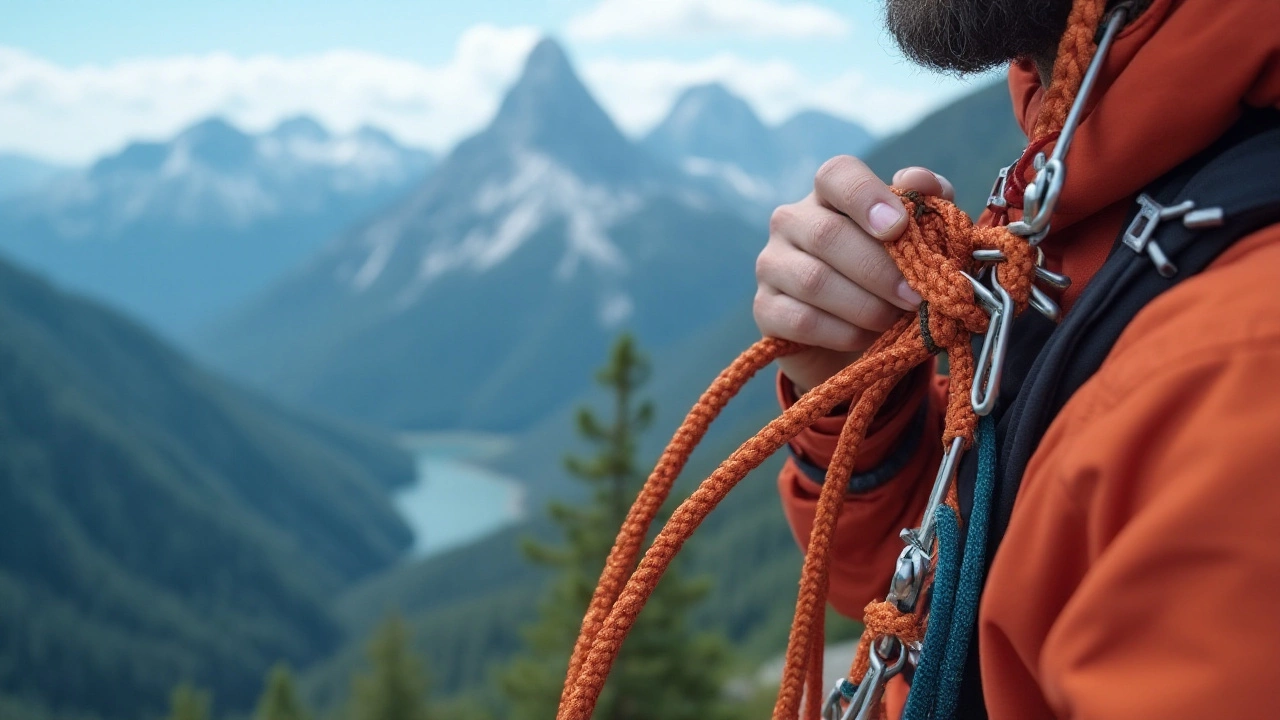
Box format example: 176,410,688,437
1001,0,1280,303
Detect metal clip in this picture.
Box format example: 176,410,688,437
1122,194,1210,278
1007,5,1129,246
968,273,1014,416
986,164,1012,211
886,544,930,613
902,436,964,556
839,639,908,720
823,681,853,720
972,248,1069,323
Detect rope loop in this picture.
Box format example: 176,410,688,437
555,4,1109,718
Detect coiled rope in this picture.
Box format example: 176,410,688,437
556,1,1109,717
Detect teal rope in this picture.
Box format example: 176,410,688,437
901,504,961,720
902,414,998,719
934,414,998,719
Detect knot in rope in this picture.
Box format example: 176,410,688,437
847,600,930,685
554,190,1038,720
891,189,1037,331
556,2,1109,714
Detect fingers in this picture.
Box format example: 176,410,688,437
756,238,905,332
753,286,879,354
813,155,907,242
767,202,920,311
892,166,955,201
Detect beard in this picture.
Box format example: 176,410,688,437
884,0,1075,74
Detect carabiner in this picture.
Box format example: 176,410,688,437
1007,5,1129,246
840,638,908,720
970,275,1014,416
905,436,964,556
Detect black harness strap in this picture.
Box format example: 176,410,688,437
952,108,1280,718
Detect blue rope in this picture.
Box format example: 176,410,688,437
902,414,998,719
934,414,998,719
901,504,961,720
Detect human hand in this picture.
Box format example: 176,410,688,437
754,160,954,392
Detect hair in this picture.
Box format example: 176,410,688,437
884,0,1075,74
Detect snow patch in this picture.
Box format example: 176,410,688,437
351,222,399,291
681,156,776,203
397,149,638,303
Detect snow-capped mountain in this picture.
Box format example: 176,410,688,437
200,39,764,433
0,117,432,341
643,83,876,204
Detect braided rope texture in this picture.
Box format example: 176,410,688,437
557,2,1104,716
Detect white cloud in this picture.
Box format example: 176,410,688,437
0,25,541,163
0,26,978,166
581,53,975,138
567,0,851,41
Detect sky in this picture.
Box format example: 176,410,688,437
0,0,1003,164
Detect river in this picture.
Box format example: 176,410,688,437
392,433,526,557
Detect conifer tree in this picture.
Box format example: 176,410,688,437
166,682,211,720
256,664,311,720
349,614,434,720
501,334,729,720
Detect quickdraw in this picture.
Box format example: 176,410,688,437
556,2,1129,719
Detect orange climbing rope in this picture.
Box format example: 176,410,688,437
556,1,1111,718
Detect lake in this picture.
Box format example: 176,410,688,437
392,433,526,557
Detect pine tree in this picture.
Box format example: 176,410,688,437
256,664,311,720
349,614,434,720
166,682,211,720
501,334,729,720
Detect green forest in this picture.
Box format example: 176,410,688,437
0,74,1025,720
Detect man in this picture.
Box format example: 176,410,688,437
755,0,1280,717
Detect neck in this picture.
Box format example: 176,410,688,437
1033,52,1057,89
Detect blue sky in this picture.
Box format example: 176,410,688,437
0,0,1001,163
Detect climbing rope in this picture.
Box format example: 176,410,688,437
556,1,1122,718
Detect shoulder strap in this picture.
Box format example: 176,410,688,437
953,107,1280,718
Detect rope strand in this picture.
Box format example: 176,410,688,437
556,2,1107,716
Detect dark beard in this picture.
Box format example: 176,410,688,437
884,0,1074,74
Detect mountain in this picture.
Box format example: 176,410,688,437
0,153,72,199
642,83,875,204
0,256,416,720
291,77,1030,712
0,117,433,343
198,39,763,434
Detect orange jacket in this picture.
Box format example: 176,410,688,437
777,1,1280,717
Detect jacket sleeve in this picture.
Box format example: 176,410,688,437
981,338,1280,719
777,364,949,618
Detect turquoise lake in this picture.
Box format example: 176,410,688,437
392,433,525,557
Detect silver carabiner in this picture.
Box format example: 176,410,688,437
840,638,908,720
1007,5,1129,246
903,435,964,556
970,274,1014,416
823,682,851,720
886,543,930,613
972,247,1070,323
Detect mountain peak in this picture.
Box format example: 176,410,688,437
174,117,256,171
483,37,647,182
522,38,575,81
673,83,749,112
643,82,776,177
271,115,331,142
662,83,767,138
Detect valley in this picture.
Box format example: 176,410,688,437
393,434,525,558
0,33,1027,720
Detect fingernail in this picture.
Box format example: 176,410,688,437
869,202,903,235
897,280,922,307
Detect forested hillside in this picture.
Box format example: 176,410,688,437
0,258,415,720
305,76,1027,714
